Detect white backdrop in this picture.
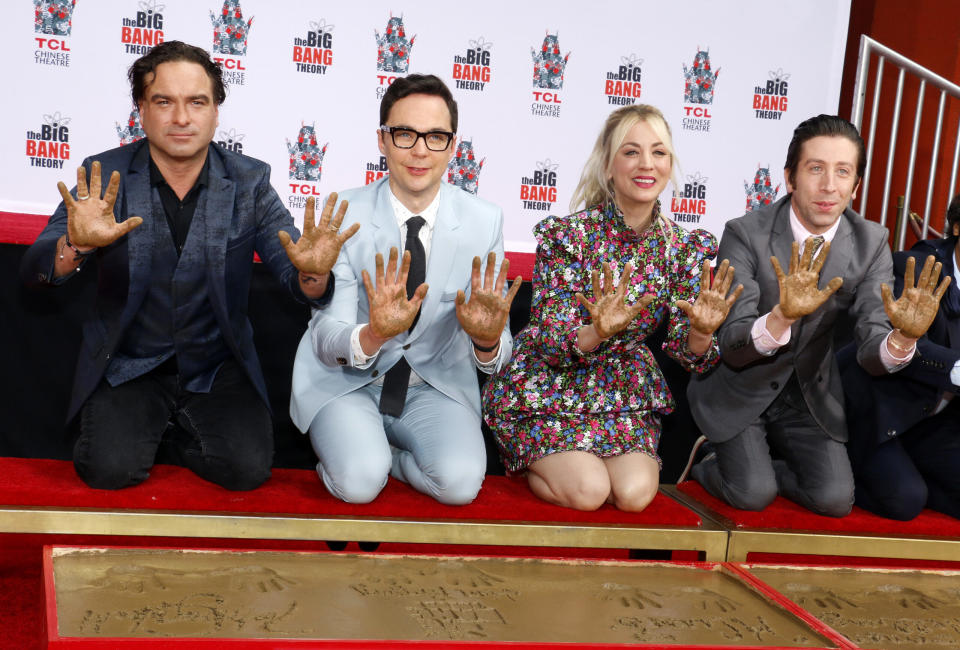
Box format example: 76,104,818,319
2,0,851,254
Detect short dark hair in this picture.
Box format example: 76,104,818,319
783,114,866,185
947,193,960,239
128,41,226,108
379,74,458,132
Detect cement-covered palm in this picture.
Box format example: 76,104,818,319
882,254,951,339
771,238,843,320
677,258,743,335
575,262,654,339
361,247,427,340
455,252,522,346
57,161,142,248
279,192,359,276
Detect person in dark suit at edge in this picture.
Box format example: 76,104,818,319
20,41,357,490
839,194,960,520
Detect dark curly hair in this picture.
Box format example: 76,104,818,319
128,41,226,107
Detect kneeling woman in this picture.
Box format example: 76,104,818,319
483,105,740,511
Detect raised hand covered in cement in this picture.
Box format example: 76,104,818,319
455,252,522,349
278,193,359,277
362,247,428,340
771,237,843,320
575,261,655,339
882,254,951,339
57,161,142,249
676,258,744,336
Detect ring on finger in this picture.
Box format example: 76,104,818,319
76,194,90,201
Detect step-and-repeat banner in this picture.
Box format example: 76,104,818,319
2,0,850,252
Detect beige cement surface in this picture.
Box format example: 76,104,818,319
52,548,834,645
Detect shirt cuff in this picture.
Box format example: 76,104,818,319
350,324,378,369
880,330,915,371
472,340,501,374
751,312,790,356
951,359,960,387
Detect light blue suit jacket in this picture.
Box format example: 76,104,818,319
290,177,513,432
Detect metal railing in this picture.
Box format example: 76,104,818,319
850,35,960,249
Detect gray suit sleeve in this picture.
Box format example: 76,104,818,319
715,220,769,368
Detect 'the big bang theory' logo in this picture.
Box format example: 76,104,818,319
604,54,642,106
292,18,334,75
670,172,708,225
451,37,492,92
117,109,145,145
374,13,414,98
120,0,164,56
210,0,251,85
681,47,718,132
744,165,781,212
216,127,245,154
26,112,71,169
447,139,485,194
530,31,569,118
753,68,789,121
34,0,75,67
364,156,388,185
520,159,558,211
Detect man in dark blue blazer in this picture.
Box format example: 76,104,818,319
20,42,355,491
840,195,960,520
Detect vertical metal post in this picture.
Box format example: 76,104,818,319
898,80,925,251
860,57,885,217
880,69,906,242
921,91,947,238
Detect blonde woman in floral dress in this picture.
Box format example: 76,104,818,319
483,105,741,511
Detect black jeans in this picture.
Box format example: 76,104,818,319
75,358,273,491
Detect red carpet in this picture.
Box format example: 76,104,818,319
677,480,960,536
0,457,701,527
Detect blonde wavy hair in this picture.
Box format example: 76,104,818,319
569,104,680,214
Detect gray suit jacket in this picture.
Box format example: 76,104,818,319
289,177,512,431
20,139,319,419
687,194,894,442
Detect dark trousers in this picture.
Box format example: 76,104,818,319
74,357,273,491
692,376,855,517
850,400,960,521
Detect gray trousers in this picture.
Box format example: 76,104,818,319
307,382,486,505
692,375,854,517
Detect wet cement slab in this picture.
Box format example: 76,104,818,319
50,547,836,646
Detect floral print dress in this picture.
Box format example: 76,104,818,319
483,201,720,472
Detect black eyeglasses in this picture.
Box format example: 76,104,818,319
380,125,454,151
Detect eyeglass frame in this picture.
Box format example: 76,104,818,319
379,125,455,151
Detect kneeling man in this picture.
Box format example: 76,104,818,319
290,74,519,505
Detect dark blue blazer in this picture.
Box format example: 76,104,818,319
20,139,321,419
839,236,960,452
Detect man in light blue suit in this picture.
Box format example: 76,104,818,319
290,74,519,505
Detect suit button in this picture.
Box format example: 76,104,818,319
336,357,347,366
817,374,823,383
887,429,897,437
105,353,111,360
372,370,379,378
403,344,411,350
770,381,779,390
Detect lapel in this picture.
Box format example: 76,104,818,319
933,237,960,347
411,183,461,343
369,179,403,261
202,145,234,319
122,141,158,314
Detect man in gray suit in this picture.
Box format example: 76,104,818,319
685,114,947,516
290,74,519,505
20,41,355,490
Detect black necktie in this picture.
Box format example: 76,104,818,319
379,216,426,417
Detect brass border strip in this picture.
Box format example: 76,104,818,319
0,506,729,560
726,529,960,563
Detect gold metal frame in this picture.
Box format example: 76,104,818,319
662,484,960,563
0,503,730,560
